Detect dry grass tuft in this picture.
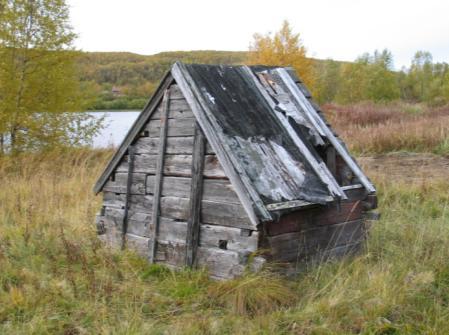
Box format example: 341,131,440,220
208,271,296,316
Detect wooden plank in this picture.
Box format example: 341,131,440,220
134,137,214,155
103,172,146,195
275,68,376,194
172,62,266,226
94,72,174,194
117,154,226,178
199,224,259,253
103,192,153,213
148,88,170,263
152,101,195,120
145,118,197,137
186,124,206,267
265,200,364,236
266,197,333,211
146,176,239,204
121,146,135,249
267,219,365,262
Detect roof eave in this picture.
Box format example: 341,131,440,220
93,70,174,194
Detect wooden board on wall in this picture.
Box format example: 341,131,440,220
266,200,364,236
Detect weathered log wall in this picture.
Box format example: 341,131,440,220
261,186,372,274
96,84,258,279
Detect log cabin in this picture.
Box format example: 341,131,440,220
93,62,378,279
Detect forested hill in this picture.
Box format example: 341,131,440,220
79,50,449,110
78,50,251,109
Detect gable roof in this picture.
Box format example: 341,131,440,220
94,62,375,224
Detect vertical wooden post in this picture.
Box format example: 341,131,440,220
185,124,206,267
121,145,135,249
148,88,170,263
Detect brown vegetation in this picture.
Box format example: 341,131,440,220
324,102,449,154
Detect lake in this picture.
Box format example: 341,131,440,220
89,110,140,147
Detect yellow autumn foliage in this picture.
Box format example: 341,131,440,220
249,20,315,88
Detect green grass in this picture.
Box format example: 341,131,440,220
1,150,449,334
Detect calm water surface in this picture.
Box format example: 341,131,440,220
89,110,140,147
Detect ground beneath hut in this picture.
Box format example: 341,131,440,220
358,152,449,183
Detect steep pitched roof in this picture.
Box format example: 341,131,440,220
94,62,375,224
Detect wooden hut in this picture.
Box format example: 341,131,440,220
94,62,378,279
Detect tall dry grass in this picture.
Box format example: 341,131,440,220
1,149,449,334
324,102,449,155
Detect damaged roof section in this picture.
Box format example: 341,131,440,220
174,64,340,206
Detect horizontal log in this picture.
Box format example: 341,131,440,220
199,224,259,252
145,118,196,137
147,176,239,203
152,99,195,120
103,173,146,194
161,196,254,229
102,193,254,229
103,192,152,213
134,137,214,155
267,219,365,262
117,154,226,178
266,200,364,236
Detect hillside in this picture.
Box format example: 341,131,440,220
78,51,250,109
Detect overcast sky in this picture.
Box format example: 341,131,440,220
68,0,449,69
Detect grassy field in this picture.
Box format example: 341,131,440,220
1,103,449,334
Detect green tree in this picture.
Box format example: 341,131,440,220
336,49,399,103
0,0,101,154
249,20,315,87
314,59,342,104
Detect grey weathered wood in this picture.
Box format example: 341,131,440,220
242,66,345,200
94,72,174,194
266,197,334,211
341,184,363,191
267,219,364,262
117,154,226,179
103,193,252,229
103,172,146,194
161,196,253,229
121,146,135,249
148,88,170,263
146,176,239,203
275,68,376,194
134,136,214,155
196,247,245,279
152,99,195,120
172,62,267,226
200,225,258,252
185,124,206,267
104,207,258,252
145,118,197,137
103,192,153,213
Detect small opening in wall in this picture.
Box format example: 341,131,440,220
141,130,150,137
110,173,115,182
218,240,228,250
